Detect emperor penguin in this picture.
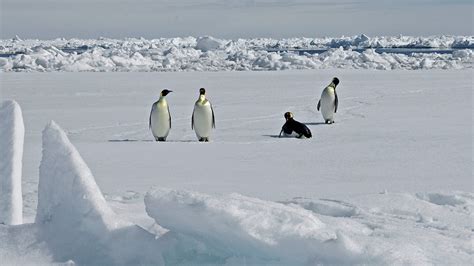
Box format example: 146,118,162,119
279,112,312,138
192,88,215,142
149,89,172,141
317,77,339,124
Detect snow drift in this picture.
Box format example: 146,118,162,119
145,188,374,264
0,35,472,72
0,100,24,225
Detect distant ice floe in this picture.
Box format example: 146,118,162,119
0,35,472,72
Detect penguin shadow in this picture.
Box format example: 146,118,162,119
262,122,328,138
108,139,195,143
108,139,153,142
262,134,296,139
262,134,281,138
163,140,196,143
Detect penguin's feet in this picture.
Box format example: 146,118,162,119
157,137,166,142
199,138,205,142
325,120,334,124
204,138,209,142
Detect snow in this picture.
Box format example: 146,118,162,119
6,70,468,200
145,188,376,264
285,192,473,264
0,100,24,225
0,69,472,264
0,36,473,72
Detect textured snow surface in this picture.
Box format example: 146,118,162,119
145,188,377,264
0,70,472,264
284,192,474,265
1,35,473,72
0,100,24,225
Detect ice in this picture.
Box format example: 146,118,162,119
195,36,223,52
145,188,373,264
1,35,473,72
0,100,24,225
36,121,164,265
0,223,55,264
36,121,119,227
282,198,360,218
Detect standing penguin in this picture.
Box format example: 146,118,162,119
279,112,312,138
317,77,340,124
149,89,172,141
192,88,215,142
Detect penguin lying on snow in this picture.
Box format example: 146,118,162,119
192,88,215,142
279,112,312,138
317,77,339,124
149,89,172,141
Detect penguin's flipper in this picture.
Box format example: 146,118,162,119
211,104,216,128
317,100,321,111
191,110,194,130
278,129,283,138
168,105,171,128
149,103,156,129
334,92,338,113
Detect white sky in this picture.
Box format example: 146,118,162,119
1,0,473,39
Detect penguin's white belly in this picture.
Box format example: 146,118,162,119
151,104,170,138
283,132,300,138
320,89,336,121
193,104,213,138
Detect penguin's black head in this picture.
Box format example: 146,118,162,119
199,88,206,95
332,77,340,87
161,89,172,96
284,112,294,120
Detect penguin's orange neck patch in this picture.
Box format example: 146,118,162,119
198,95,207,104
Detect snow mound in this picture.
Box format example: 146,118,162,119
0,100,24,225
36,121,163,264
145,188,373,264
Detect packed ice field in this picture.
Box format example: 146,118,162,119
0,37,473,265
1,35,473,72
